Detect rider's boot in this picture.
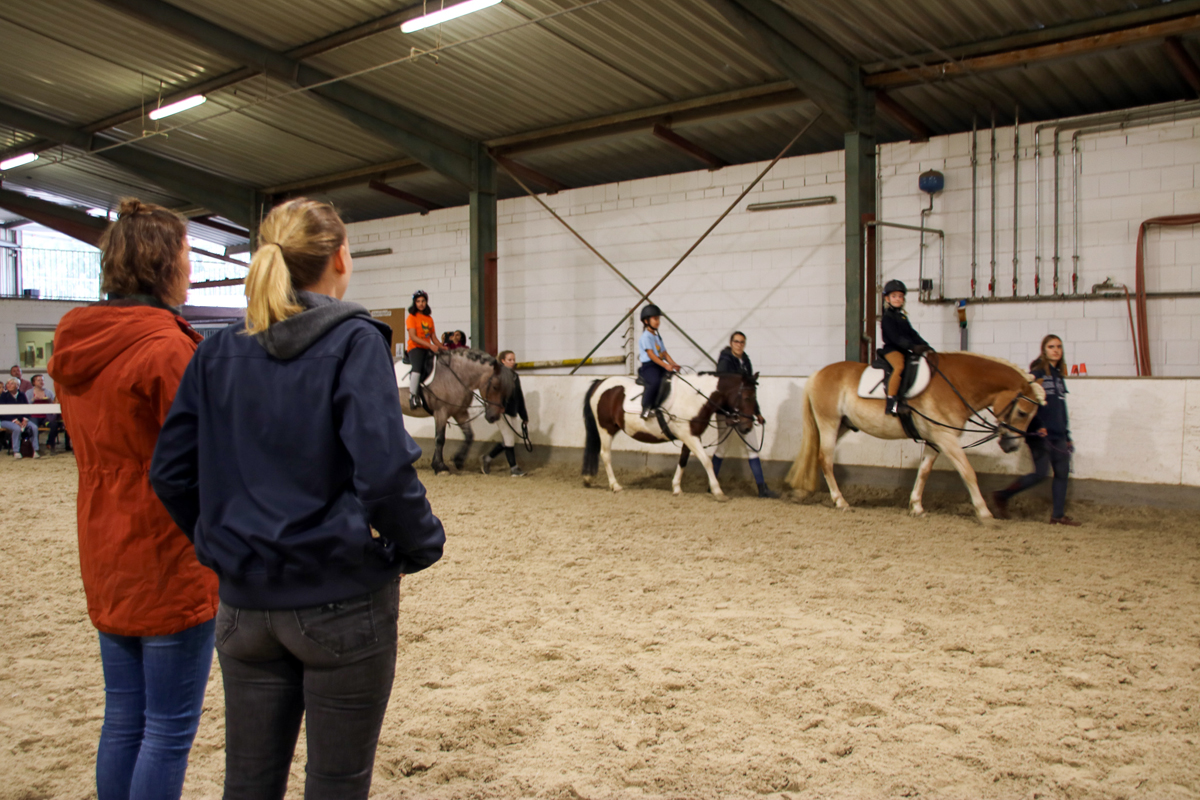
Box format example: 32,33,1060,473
885,395,899,416
640,407,654,420
757,482,780,499
480,454,493,475
409,389,422,411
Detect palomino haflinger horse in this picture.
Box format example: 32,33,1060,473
395,348,514,475
582,372,759,500
784,352,1046,520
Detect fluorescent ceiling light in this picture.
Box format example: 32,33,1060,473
0,152,39,170
148,95,207,120
401,0,502,33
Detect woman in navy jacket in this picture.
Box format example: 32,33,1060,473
151,198,445,799
991,334,1079,525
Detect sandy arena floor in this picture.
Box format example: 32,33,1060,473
1,450,1197,799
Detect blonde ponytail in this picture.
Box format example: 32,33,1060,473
242,198,347,335
244,242,302,334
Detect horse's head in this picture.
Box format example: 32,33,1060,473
715,371,758,434
480,361,514,424
993,379,1045,453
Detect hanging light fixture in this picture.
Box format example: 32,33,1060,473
401,0,502,33
0,152,39,170
148,95,207,121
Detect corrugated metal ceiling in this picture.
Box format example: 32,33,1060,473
0,0,1195,234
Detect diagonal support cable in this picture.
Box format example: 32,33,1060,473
566,111,823,374
490,152,717,365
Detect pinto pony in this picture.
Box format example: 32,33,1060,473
397,348,514,474
785,353,1045,519
582,373,758,500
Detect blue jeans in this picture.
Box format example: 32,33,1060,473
97,619,216,800
1,419,38,451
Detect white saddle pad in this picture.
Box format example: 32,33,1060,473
622,389,646,416
394,355,437,387
857,357,932,400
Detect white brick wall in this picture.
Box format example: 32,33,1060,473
345,114,1199,377
0,298,88,389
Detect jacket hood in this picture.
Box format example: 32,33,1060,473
48,302,201,388
254,291,388,360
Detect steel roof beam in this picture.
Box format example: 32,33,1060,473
865,14,1200,89
491,155,569,194
367,180,443,215
1164,37,1200,96
267,83,812,197
0,101,259,228
0,188,108,246
651,123,728,170
91,0,479,187
706,0,856,129
875,90,931,141
0,4,429,164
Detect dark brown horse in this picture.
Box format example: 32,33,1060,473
785,353,1045,519
582,373,758,500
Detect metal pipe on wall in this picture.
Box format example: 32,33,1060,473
971,117,978,297
1011,107,1020,296
989,110,997,296
865,220,946,300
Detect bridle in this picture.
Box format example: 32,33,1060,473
903,360,1043,449
417,352,506,424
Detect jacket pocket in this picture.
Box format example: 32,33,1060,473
215,603,239,646
294,594,378,657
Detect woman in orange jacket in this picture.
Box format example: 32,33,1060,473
49,199,218,800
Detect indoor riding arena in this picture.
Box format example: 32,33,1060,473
0,2,1197,799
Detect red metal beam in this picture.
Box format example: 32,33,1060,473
865,14,1200,89
651,123,728,169
367,180,443,214
490,154,569,194
875,91,931,142
1164,36,1200,95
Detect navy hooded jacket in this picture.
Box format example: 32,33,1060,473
151,292,444,610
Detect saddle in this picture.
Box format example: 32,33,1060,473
395,353,438,387
857,353,931,401
624,374,673,414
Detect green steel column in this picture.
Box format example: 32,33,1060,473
469,145,497,350
844,87,876,363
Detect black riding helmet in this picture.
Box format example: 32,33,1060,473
412,290,429,302
882,279,907,296
639,304,662,323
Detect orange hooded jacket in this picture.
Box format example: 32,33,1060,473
48,302,219,637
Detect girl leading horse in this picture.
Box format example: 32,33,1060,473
785,352,1045,520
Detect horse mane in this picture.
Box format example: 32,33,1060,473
447,347,515,395
941,351,1046,404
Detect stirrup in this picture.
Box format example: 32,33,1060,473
885,396,899,416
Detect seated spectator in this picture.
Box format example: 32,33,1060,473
9,365,32,395
26,374,67,454
1,378,39,458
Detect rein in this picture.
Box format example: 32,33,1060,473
904,359,1041,448
652,371,764,451
418,353,504,425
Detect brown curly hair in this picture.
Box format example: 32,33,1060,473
99,199,190,306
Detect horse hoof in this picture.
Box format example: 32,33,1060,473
582,477,593,487
978,514,998,527
836,502,852,512
672,488,682,496
712,493,729,503
611,485,624,493
910,507,926,517
453,460,465,471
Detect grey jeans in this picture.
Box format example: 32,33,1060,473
215,579,400,800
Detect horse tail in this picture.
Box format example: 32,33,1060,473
785,380,822,493
582,379,604,477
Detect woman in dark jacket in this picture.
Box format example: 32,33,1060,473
151,198,445,799
712,331,777,498
991,334,1079,525
482,349,529,477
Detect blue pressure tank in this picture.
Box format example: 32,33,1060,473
919,169,944,194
